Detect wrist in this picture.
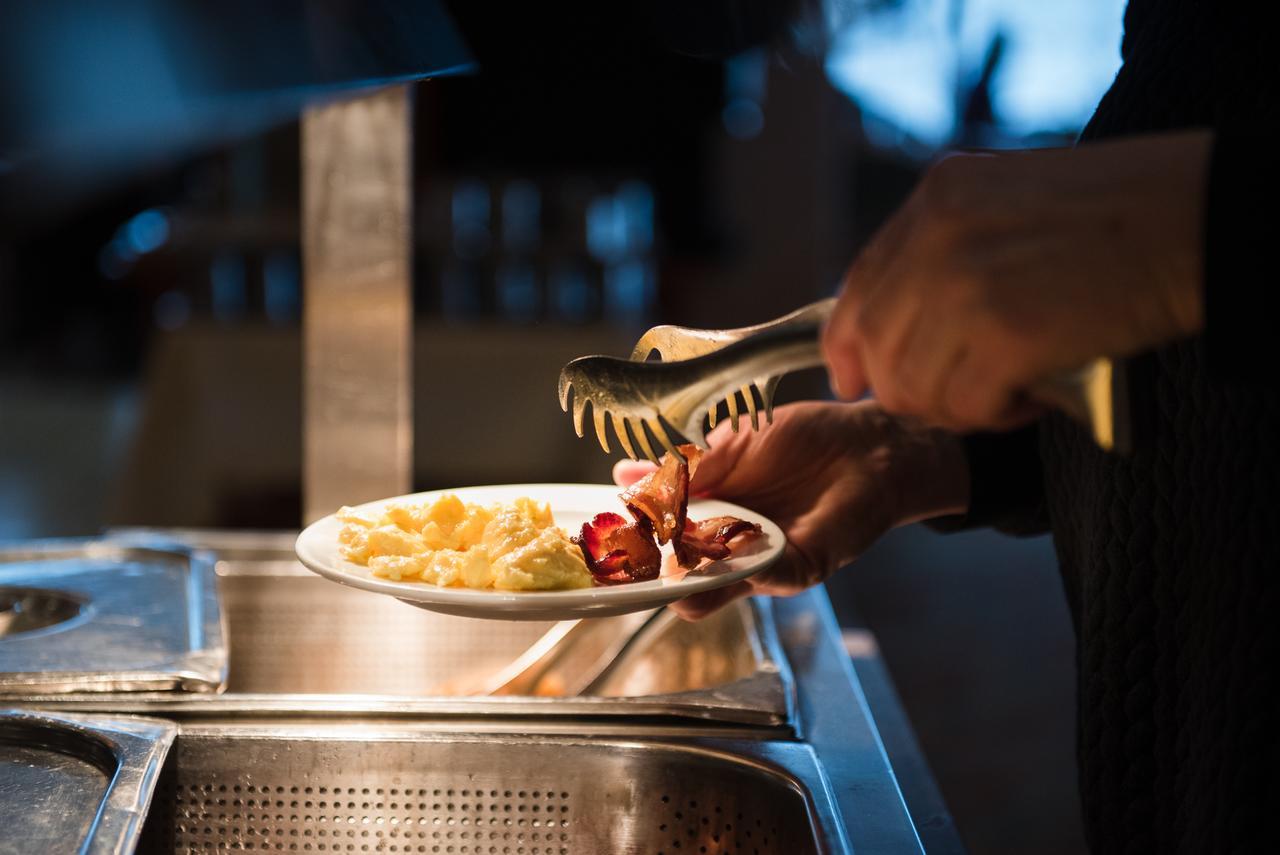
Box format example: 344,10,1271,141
1136,129,1211,342
873,409,970,527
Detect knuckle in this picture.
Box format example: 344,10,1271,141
935,268,992,322
975,297,1033,349
950,264,1018,335
853,306,885,346
891,364,927,408
876,382,912,414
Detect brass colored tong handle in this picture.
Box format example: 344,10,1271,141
645,298,1125,453
630,298,838,361
1029,359,1126,453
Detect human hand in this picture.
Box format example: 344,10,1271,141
823,130,1211,431
613,401,969,619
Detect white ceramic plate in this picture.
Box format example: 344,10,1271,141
295,484,785,620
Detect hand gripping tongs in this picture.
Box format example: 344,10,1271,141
558,298,1127,462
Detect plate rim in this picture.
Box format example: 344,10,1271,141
293,483,784,613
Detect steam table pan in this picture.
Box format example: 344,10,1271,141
0,707,176,855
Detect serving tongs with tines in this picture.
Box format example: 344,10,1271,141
558,298,1129,461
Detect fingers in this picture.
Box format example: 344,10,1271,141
669,580,753,621
670,546,826,620
613,422,748,495
941,347,1046,431
878,295,969,427
822,278,869,401
855,270,926,415
824,186,923,403
611,419,747,501
612,459,657,487
687,420,748,496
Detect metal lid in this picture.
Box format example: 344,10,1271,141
0,539,226,694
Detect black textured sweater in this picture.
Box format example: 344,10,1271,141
936,2,1280,852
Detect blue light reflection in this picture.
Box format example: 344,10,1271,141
824,0,1126,150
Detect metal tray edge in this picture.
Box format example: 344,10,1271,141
0,707,178,855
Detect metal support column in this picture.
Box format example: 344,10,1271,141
301,86,413,524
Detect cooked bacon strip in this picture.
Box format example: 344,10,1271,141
674,534,729,566
607,446,763,576
574,512,661,584
621,444,702,544
688,516,762,544
675,516,763,569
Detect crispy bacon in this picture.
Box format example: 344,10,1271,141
587,446,762,581
688,516,763,544
574,512,661,584
621,444,702,544
674,534,728,566
675,515,763,569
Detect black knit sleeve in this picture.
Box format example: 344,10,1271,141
922,424,1050,537
1203,132,1279,384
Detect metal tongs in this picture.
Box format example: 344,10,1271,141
558,298,1127,460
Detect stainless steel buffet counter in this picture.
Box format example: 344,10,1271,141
1,531,962,853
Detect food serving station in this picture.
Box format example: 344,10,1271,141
2,533,950,853
0,4,961,852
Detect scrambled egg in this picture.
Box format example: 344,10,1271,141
337,495,592,591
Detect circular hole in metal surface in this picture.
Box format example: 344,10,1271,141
0,586,88,638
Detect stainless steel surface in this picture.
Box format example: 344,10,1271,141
1,708,177,855
493,605,757,699
28,530,794,727
215,559,550,696
36,528,958,853
0,541,226,694
562,297,1117,459
302,85,413,525
136,725,839,854
478,608,664,697
590,606,762,698
770,594,928,853
845,638,965,855
0,586,86,638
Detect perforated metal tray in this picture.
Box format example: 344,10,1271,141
134,724,841,854
0,540,226,694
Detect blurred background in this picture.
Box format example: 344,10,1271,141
0,1,1126,852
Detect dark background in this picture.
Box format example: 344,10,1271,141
0,2,1128,851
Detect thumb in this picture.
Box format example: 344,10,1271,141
688,422,747,497
612,459,656,487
